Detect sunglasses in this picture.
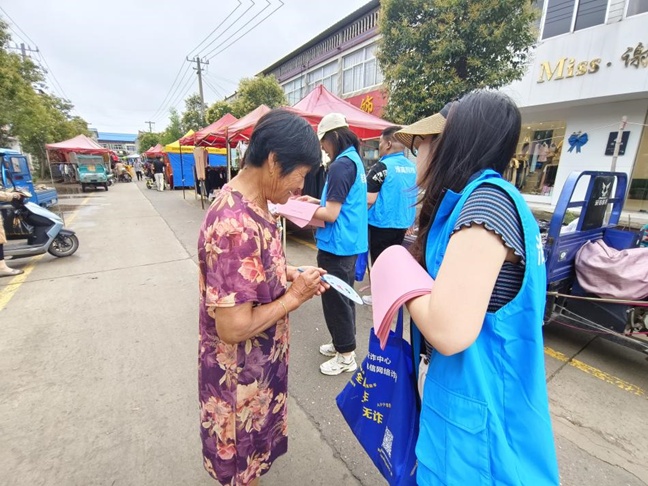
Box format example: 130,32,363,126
410,135,424,156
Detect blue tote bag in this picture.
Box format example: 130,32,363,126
355,250,369,281
336,309,419,485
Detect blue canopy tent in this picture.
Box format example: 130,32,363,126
164,131,227,193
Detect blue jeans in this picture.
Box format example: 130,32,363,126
317,250,358,354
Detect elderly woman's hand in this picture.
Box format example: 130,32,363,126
287,267,325,304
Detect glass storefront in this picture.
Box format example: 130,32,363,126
626,114,648,212
506,121,566,197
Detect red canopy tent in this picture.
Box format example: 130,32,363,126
46,134,111,155
185,113,238,146
197,105,272,147
144,143,165,157
294,85,393,140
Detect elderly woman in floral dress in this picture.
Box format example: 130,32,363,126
198,109,327,486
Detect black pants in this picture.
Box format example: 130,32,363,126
317,250,357,354
368,225,407,264
136,170,143,181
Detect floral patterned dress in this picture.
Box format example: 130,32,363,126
198,185,289,485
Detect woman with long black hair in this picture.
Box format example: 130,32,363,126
395,91,559,485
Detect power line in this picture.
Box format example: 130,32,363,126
204,0,284,62
35,51,70,101
0,6,72,103
148,0,250,120
203,72,231,98
166,72,197,114
151,62,188,118
187,0,248,58
192,0,256,58
202,77,226,99
150,62,193,121
0,6,38,47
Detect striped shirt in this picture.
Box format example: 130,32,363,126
425,184,525,357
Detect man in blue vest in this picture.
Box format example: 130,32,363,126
363,126,417,305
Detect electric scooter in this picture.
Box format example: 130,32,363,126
0,189,79,259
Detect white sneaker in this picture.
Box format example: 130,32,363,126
319,343,337,357
362,295,373,305
320,353,358,376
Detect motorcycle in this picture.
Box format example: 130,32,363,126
0,190,79,259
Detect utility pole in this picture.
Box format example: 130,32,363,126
186,56,209,124
8,42,39,62
144,121,155,132
610,116,628,173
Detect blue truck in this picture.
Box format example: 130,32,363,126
0,148,59,207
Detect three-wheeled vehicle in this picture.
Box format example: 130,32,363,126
0,148,58,207
543,171,648,355
76,155,110,192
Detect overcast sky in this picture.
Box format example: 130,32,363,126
2,0,370,134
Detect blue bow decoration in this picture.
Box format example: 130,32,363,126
568,132,588,153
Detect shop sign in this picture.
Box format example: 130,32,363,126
537,41,647,83
537,58,601,83
360,95,374,114
621,42,648,69
344,89,387,117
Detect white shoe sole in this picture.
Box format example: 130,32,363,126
319,360,358,376
319,346,336,357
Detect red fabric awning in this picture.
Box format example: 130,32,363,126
46,134,111,154
294,85,394,140
144,143,165,156
197,105,270,147
189,113,238,146
196,106,323,147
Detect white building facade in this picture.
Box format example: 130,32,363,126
503,0,648,210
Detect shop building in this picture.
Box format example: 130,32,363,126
503,0,648,209
260,1,384,116
262,0,647,210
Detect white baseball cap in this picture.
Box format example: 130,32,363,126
317,113,349,140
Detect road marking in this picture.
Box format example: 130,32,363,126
0,197,89,312
288,235,318,251
545,346,646,398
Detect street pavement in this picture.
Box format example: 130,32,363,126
1,181,647,485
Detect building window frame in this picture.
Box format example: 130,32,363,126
283,77,306,106
540,0,610,40
342,43,384,95
306,61,338,94
625,0,648,17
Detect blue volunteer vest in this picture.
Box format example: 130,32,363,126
368,152,417,229
316,146,368,256
415,169,559,485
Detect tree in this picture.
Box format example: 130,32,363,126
377,0,537,124
138,131,163,152
206,100,233,124
0,19,91,178
181,94,205,132
162,108,184,144
230,75,287,118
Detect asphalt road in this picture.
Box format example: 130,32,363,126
1,181,647,485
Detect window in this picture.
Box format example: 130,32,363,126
507,121,567,197
574,0,608,30
283,77,305,106
112,144,124,151
342,44,384,94
307,61,338,93
627,115,648,212
627,0,648,16
126,145,136,153
542,0,608,39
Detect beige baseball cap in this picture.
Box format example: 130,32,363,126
394,101,455,150
317,113,349,140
